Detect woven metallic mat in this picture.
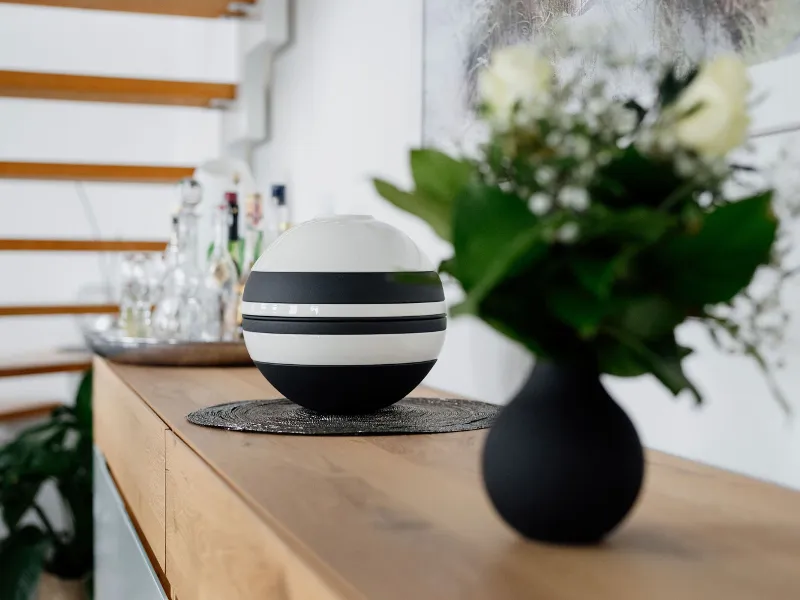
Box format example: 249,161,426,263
186,397,499,435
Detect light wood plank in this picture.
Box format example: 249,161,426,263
107,360,800,600
0,239,166,252
0,401,61,422
0,161,194,183
0,304,118,317
93,357,167,570
0,350,91,378
0,70,236,107
166,432,355,600
0,0,255,18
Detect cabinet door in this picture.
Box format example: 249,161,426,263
94,446,168,600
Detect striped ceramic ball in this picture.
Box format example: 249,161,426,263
242,215,446,414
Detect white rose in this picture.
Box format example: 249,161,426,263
478,45,554,127
673,56,751,157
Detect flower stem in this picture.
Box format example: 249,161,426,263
33,503,62,544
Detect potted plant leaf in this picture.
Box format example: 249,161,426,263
0,370,93,599
375,42,794,543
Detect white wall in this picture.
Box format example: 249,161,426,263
249,1,800,490
0,4,234,409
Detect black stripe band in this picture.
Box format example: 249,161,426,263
242,271,444,304
242,315,447,335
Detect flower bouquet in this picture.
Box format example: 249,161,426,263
374,43,794,543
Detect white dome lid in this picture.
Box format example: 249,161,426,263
253,215,435,273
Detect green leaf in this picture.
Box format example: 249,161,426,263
451,184,545,311
546,287,607,338
474,274,587,362
410,149,473,203
590,146,686,210
481,315,547,357
596,340,649,377
618,296,685,339
652,192,778,306
0,479,43,530
74,369,92,431
438,257,457,276
0,526,49,600
603,329,701,402
373,178,452,242
585,206,675,243
570,257,619,298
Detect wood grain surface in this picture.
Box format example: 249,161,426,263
0,0,256,18
0,304,118,317
166,432,354,600
104,360,800,600
0,162,194,183
0,350,91,378
0,70,236,107
0,239,167,252
94,358,167,570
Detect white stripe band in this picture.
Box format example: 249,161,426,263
243,331,446,366
240,301,446,319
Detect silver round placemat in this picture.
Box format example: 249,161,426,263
186,397,499,435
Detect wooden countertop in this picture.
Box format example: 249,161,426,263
104,360,800,600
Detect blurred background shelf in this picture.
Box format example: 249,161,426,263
0,0,255,18
0,304,119,317
0,239,168,252
0,349,92,378
0,161,195,183
0,70,236,107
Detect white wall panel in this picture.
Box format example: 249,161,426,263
0,98,221,165
0,4,237,83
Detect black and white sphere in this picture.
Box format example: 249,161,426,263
241,215,446,414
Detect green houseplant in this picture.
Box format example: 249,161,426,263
0,370,93,599
374,41,794,542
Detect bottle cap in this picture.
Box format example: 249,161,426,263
178,178,202,208
225,191,238,205
271,185,286,206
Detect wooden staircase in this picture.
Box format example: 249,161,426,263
0,70,236,107
0,162,195,183
0,0,239,400
0,0,256,18
0,239,165,381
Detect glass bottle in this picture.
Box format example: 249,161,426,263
268,184,290,243
203,202,239,341
241,193,264,282
152,179,206,340
226,191,242,274
119,252,151,338
149,212,179,308
235,193,264,329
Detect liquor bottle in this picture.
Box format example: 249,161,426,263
235,193,265,330
240,193,264,280
269,184,290,242
204,202,239,341
152,179,206,340
226,190,243,273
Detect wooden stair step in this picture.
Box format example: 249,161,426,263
0,161,195,183
0,304,119,317
0,350,91,379
0,401,63,422
0,0,256,18
0,70,236,107
0,239,167,252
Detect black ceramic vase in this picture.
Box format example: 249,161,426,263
482,361,644,544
